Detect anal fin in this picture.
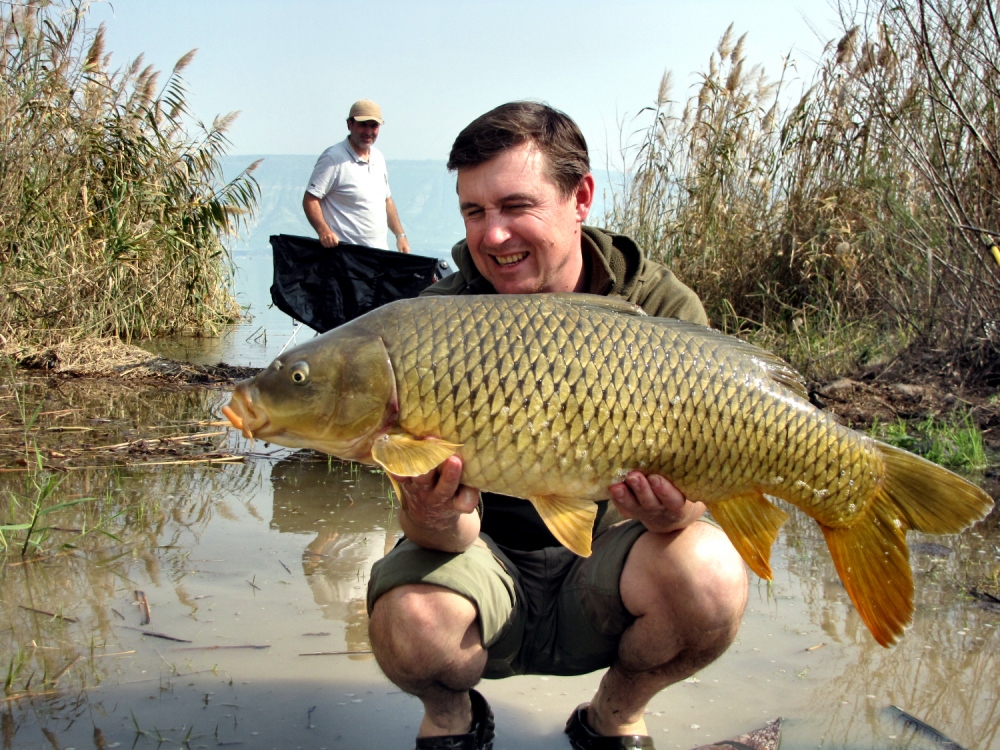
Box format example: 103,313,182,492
528,495,598,557
710,492,789,580
820,491,912,647
385,473,406,511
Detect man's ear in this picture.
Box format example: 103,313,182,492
575,173,596,222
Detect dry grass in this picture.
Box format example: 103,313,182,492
605,0,1000,384
0,1,259,348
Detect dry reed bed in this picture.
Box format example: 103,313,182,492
0,406,243,473
605,0,1000,384
0,363,259,473
0,1,259,348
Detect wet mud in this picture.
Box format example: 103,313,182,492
1,376,998,749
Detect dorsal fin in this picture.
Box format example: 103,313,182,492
762,362,809,401
551,294,809,401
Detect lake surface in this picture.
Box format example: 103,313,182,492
1,379,997,750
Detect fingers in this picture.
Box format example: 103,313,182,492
609,472,706,532
453,484,482,515
610,472,682,513
395,455,478,521
646,474,687,509
408,455,462,499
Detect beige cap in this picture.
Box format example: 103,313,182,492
349,99,383,123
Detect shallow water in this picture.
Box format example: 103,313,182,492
1,382,998,750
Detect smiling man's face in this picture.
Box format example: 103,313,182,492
457,142,595,295
347,118,380,154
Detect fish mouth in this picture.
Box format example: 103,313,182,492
222,391,270,440
492,251,528,267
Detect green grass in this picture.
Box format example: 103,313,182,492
869,413,990,472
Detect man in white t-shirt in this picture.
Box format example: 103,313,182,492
303,99,411,253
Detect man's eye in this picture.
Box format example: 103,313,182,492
462,209,483,219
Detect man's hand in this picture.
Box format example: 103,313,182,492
303,192,340,248
319,228,340,248
610,472,706,533
394,455,481,553
396,234,411,254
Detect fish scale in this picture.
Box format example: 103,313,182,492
364,295,864,519
223,292,993,646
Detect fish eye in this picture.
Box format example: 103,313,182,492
289,362,310,384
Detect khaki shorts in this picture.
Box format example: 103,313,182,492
367,520,649,679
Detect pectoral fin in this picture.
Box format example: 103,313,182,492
370,433,462,477
528,495,598,557
710,492,789,580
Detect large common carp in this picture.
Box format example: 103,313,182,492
222,294,992,646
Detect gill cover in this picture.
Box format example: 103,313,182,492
318,335,398,440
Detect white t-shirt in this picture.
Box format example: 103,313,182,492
306,139,391,250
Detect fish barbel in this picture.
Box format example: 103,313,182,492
222,294,992,646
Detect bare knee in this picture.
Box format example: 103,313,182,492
369,584,483,686
623,524,748,648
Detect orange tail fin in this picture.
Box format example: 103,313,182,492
876,442,993,533
821,443,992,647
821,494,912,647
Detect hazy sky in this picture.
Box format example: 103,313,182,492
90,1,839,163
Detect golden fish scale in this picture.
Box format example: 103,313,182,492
364,296,882,527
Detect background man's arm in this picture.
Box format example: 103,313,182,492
386,197,411,253
302,192,340,248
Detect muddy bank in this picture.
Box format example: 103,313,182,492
6,337,260,385
811,376,1000,452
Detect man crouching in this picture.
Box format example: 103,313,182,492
366,101,748,750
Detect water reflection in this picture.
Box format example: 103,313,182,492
1,376,998,749
269,455,401,654
0,459,265,700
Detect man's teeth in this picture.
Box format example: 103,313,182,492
494,252,527,266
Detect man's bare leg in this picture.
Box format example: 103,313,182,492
586,523,748,736
369,583,487,737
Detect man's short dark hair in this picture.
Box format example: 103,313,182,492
447,102,590,197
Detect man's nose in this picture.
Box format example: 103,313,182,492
483,211,511,247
